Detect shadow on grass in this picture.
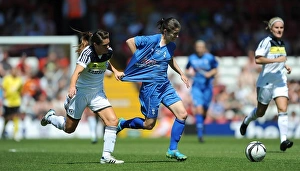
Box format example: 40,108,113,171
53,160,180,165
266,150,285,153
127,160,181,163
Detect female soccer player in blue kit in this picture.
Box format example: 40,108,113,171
185,40,218,143
117,17,190,161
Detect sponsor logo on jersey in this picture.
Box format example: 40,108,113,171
269,47,286,54
87,62,107,74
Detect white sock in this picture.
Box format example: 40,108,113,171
244,108,258,125
87,116,97,141
102,126,117,157
278,112,288,143
48,115,66,130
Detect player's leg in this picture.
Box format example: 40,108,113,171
274,95,293,151
12,112,19,141
117,88,158,132
240,87,270,135
194,105,206,142
41,95,83,133
190,88,209,142
91,91,123,164
161,83,187,161
166,101,188,161
97,107,124,164
1,106,11,139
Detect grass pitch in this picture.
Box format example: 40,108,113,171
0,136,298,171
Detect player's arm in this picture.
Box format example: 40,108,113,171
107,61,124,81
68,64,84,98
126,38,137,54
205,68,218,78
169,57,190,88
255,55,287,64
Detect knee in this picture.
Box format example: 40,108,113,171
177,111,188,120
143,123,155,130
103,118,118,127
64,127,76,134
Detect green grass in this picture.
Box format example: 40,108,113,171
0,136,298,171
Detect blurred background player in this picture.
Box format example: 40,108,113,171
239,17,293,151
185,40,218,143
41,28,125,164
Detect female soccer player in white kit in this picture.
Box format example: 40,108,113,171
41,29,125,164
240,17,293,151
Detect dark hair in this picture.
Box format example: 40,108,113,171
157,17,181,33
72,28,109,55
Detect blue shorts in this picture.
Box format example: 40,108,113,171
191,86,213,110
139,80,181,119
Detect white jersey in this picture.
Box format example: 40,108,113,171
76,45,112,91
255,36,287,88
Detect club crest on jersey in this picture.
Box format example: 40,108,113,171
87,62,107,74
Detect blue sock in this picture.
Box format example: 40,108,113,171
195,114,204,138
169,118,185,150
121,117,145,129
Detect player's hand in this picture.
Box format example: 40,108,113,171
285,65,292,74
114,71,125,81
68,87,76,98
181,74,190,88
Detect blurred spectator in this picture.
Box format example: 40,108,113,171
62,0,87,34
206,93,228,124
16,52,31,76
235,65,257,108
21,71,42,118
0,50,12,77
1,67,23,141
288,80,300,104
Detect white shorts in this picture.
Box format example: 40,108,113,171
257,86,288,105
64,89,111,119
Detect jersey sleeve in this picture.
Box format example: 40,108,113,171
255,38,270,57
134,35,149,48
185,56,192,69
77,50,91,68
211,54,218,68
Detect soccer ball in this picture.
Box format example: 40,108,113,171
245,141,266,162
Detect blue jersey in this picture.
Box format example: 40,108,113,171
186,52,218,89
122,34,175,83
186,52,218,109
121,34,181,118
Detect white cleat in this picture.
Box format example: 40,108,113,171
100,155,124,164
41,109,55,126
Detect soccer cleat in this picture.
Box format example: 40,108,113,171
280,139,293,151
100,155,124,164
240,117,248,136
116,118,125,134
41,109,55,126
91,139,98,144
166,149,187,161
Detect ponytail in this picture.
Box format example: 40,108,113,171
71,27,93,55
